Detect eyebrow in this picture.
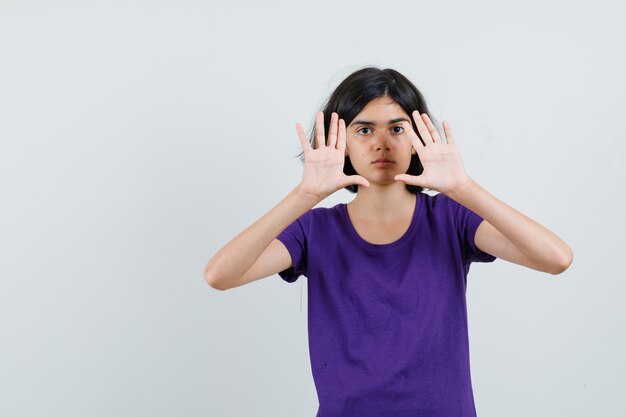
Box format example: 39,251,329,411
349,117,410,127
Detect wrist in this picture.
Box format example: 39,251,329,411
444,176,476,200
294,183,324,205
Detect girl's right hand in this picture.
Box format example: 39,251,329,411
295,111,370,201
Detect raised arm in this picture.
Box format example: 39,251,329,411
394,110,573,274
203,111,370,290
203,185,320,290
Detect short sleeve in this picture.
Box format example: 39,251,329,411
275,211,310,283
444,194,497,264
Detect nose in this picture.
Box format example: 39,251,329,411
373,131,392,150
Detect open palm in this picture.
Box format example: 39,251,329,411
394,111,472,194
296,111,369,201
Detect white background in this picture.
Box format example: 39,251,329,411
1,0,624,416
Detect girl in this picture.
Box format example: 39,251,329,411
204,67,573,417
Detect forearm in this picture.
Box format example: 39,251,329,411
446,178,573,268
203,184,320,287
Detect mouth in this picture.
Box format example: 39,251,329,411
372,160,394,168
372,158,394,163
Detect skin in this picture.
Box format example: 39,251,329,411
344,96,420,225
204,92,573,292
295,95,574,274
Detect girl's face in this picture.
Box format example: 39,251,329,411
345,96,417,185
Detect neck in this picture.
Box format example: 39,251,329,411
348,183,417,222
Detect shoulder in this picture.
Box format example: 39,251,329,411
428,191,464,213
308,203,343,218
417,192,467,232
418,191,453,214
291,203,343,230
311,204,344,227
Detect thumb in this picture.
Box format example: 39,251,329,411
345,175,370,188
395,174,423,186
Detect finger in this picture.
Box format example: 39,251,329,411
412,110,434,144
337,118,347,152
295,122,312,154
402,121,424,151
328,112,338,148
442,120,455,144
421,113,443,143
315,111,325,149
394,173,424,187
344,174,370,188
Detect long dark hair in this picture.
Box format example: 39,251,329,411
296,66,442,194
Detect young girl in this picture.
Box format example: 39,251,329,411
204,67,573,417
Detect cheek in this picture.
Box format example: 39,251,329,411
395,140,414,154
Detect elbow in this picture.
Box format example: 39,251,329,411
203,266,229,291
549,247,574,275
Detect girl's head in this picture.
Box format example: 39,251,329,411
298,66,441,194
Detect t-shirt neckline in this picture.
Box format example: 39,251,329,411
340,193,422,251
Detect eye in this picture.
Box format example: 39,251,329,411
392,126,405,134
357,127,372,135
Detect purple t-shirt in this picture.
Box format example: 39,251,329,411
276,191,496,417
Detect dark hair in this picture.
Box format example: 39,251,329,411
296,66,443,194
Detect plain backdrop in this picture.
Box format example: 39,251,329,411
1,0,624,416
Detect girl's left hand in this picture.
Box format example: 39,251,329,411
394,111,472,195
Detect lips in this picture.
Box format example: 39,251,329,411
372,158,394,163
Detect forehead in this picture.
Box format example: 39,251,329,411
349,97,410,126
354,97,407,118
